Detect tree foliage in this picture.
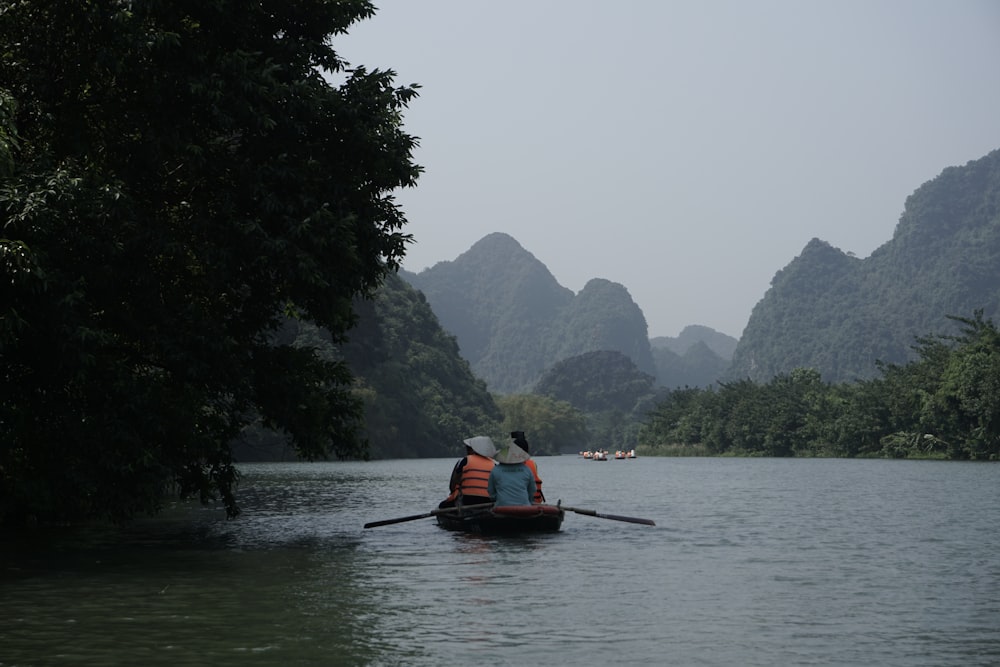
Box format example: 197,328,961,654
495,394,588,455
640,313,1000,461
337,274,502,458
0,1,419,524
533,350,665,451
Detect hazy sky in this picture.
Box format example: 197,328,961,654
338,1,1000,338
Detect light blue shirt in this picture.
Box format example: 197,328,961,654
487,463,537,507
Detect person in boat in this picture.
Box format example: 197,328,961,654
438,435,497,509
487,442,536,507
511,431,545,503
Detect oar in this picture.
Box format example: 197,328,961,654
364,502,494,529
558,503,655,526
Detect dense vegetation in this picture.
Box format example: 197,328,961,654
640,313,1000,460
0,2,419,524
534,350,667,452
342,275,502,458
248,274,502,460
494,394,588,456
730,149,1000,383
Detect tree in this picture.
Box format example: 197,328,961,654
336,274,502,459
0,2,420,524
496,394,588,455
921,312,1000,459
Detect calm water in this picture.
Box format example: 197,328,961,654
2,457,999,666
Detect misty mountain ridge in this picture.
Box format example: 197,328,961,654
402,232,733,392
651,325,738,360
402,146,999,390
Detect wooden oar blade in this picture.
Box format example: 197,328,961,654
597,512,656,526
561,505,655,526
364,512,432,529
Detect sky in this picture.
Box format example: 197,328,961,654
337,1,1000,339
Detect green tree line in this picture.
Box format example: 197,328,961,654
639,313,1000,460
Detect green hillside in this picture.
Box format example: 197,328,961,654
234,273,502,460
730,148,1000,383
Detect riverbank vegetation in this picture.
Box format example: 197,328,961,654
0,2,419,525
638,313,1000,460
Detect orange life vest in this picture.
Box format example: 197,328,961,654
524,458,544,503
447,453,495,501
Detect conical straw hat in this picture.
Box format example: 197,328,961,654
496,442,530,464
463,435,497,458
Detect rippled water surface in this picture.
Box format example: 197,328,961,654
3,457,1000,666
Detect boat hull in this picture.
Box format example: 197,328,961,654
436,504,564,534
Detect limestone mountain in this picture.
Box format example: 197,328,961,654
653,340,732,389
404,232,656,393
729,147,1000,383
546,278,656,378
650,325,736,388
651,325,738,359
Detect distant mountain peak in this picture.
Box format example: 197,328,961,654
650,325,737,360
403,233,658,392
470,231,523,250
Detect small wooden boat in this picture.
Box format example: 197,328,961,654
435,503,565,534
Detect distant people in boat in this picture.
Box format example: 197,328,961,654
511,431,545,503
488,442,536,507
438,436,497,509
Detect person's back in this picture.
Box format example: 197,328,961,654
512,431,544,503
439,436,497,508
488,443,536,507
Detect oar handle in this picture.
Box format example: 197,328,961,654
364,502,496,529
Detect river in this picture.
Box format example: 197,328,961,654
2,456,999,666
